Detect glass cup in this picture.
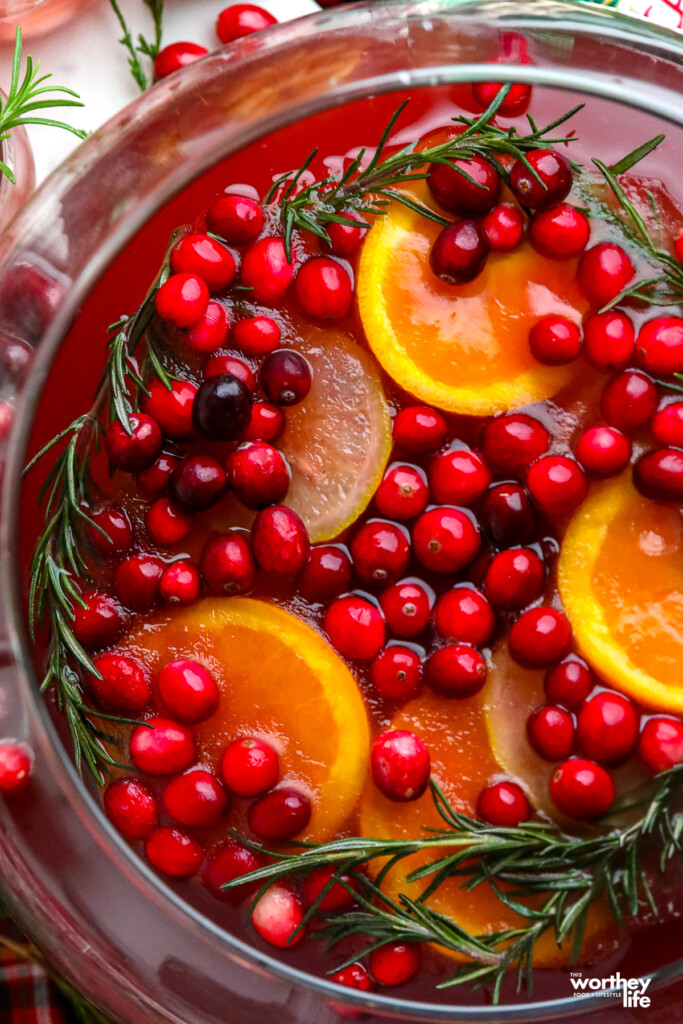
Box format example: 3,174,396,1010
0,0,95,40
2,2,683,1022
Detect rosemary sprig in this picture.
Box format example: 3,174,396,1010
107,0,165,91
0,27,86,184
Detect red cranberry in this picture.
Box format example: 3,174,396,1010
104,777,157,839
544,657,593,710
222,736,279,797
527,455,587,516
583,310,635,372
379,580,432,637
324,595,385,660
233,315,281,356
72,590,125,648
207,193,264,245
370,646,422,701
510,149,572,209
412,507,480,574
204,354,255,392
146,497,193,545
578,243,635,309
171,233,236,291
392,406,447,454
575,425,631,478
634,447,683,501
472,80,531,116
484,547,544,610
577,692,639,765
601,370,657,431
428,447,491,506
428,155,500,216
160,561,201,605
370,729,430,802
141,379,198,441
252,505,310,576
155,272,208,328
529,316,581,366
200,532,255,594
302,864,358,913
192,374,253,441
163,769,229,828
251,883,305,949
170,455,227,510
482,413,549,471
145,827,203,877
530,204,589,259
186,302,229,353
226,441,290,509
550,758,614,820
426,644,487,698
89,653,151,713
350,521,410,587
84,505,132,555
326,214,366,256
509,606,572,668
203,840,265,902
296,257,353,322
527,705,575,761
477,780,530,825
636,316,683,375
242,402,285,443
375,464,429,520
260,350,312,406
216,3,276,43
298,545,352,601
330,963,372,994
249,786,311,840
370,943,421,987
106,413,161,472
653,402,683,447
483,202,524,251
135,453,178,497
481,483,536,546
241,238,294,303
0,743,31,796
114,554,163,611
158,660,219,724
639,717,683,775
130,717,195,775
430,219,489,285
154,41,208,79
433,586,494,645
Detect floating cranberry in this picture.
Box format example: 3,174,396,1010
477,780,530,826
578,243,635,309
527,705,575,761
104,777,157,839
84,506,132,555
324,595,385,660
636,315,683,375
412,507,480,574
509,606,572,668
105,413,162,472
233,315,281,356
472,80,531,116
330,963,373,994
0,743,31,796
481,482,536,546
251,883,305,949
222,736,279,797
375,464,429,520
141,379,198,441
370,646,422,701
484,547,544,610
529,315,581,366
583,310,635,372
298,545,352,602
510,149,572,209
252,505,310,576
192,374,252,441
481,413,549,471
350,521,410,586
207,193,264,245
163,770,228,828
200,532,255,594
370,729,430,802
526,455,587,516
639,717,683,775
135,453,178,497
242,402,285,443
186,302,229,353
428,447,491,506
577,692,639,765
155,272,209,328
216,3,276,43
392,406,447,454
433,585,494,645
550,758,614,820
146,497,193,545
426,644,487,698
249,786,311,841
260,349,312,406
326,214,366,256
203,840,265,902
602,373,658,439
171,233,236,292
575,425,631,478
544,657,593,709
529,203,589,259
369,942,421,987
114,554,163,611
296,257,353,322
430,219,489,285
90,653,151,713
653,401,683,447
205,354,255,392
158,659,220,724
72,590,125,648
302,864,359,913
159,561,201,605
379,580,432,637
634,447,683,501
145,827,203,877
130,718,195,775
241,237,294,303
428,155,500,216
154,41,208,79
226,441,290,509
483,202,525,252
170,455,227,510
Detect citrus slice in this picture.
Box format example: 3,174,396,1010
559,473,683,713
358,196,589,415
119,597,370,841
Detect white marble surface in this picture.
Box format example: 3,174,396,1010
0,0,320,184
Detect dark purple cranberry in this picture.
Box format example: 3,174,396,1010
260,350,312,406
429,220,489,285
170,455,228,510
481,483,537,546
191,374,252,441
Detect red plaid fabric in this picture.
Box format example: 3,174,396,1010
0,923,70,1024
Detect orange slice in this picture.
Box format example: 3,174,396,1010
119,597,370,841
358,197,589,415
559,474,683,713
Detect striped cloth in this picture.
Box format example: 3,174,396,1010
0,923,70,1024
